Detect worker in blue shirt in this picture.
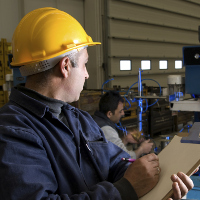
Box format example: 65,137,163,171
0,7,196,200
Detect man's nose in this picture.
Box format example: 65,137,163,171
85,69,89,79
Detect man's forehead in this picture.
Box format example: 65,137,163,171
117,101,124,110
79,48,88,60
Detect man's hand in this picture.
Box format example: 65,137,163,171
134,139,153,158
123,153,160,197
139,139,153,154
168,171,197,200
122,132,138,145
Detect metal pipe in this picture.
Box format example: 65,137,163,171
137,68,143,132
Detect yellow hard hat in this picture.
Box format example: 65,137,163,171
11,7,101,76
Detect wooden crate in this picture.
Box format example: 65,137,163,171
173,111,194,131
120,87,147,122
148,98,174,137
70,88,148,125
121,108,147,121
119,87,148,133
3,38,12,75
70,90,102,115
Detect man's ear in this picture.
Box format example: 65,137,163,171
59,56,71,78
106,111,113,119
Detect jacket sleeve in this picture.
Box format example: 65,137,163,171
0,125,138,200
101,126,137,159
114,178,138,200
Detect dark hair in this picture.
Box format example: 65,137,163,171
99,91,124,115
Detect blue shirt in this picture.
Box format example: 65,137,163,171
0,87,138,200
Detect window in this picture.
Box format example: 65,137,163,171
175,60,182,69
141,60,151,70
120,60,131,71
159,60,168,69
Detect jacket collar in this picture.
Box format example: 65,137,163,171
93,110,118,131
9,85,76,118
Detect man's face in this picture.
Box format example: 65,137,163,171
67,48,89,102
109,101,124,123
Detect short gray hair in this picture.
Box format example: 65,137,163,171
26,50,82,84
67,51,81,68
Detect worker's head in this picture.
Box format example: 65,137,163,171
99,91,125,123
11,7,100,102
11,7,100,76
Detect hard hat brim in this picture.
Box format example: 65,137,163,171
11,42,101,67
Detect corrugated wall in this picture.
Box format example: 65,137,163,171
104,0,200,88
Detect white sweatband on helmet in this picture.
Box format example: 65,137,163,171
20,45,88,76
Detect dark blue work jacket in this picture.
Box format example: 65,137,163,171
0,87,134,200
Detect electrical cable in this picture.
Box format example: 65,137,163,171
101,78,114,94
101,77,162,113
141,78,162,107
115,121,127,136
179,124,193,133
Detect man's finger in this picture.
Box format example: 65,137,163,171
171,173,191,198
145,153,159,162
177,172,194,191
172,181,182,199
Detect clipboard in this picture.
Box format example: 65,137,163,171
140,123,200,200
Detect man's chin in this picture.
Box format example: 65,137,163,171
75,95,81,102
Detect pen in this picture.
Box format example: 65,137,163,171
121,158,136,163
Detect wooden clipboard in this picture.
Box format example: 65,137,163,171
139,135,200,200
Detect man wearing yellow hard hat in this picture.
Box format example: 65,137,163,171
0,7,196,200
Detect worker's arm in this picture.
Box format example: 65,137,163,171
134,139,153,158
101,125,137,159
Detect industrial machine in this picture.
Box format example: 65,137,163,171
169,45,200,112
